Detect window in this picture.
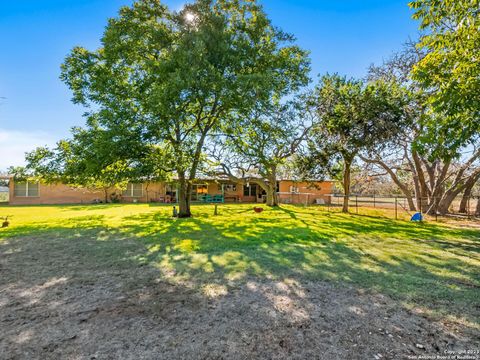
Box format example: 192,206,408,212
218,184,237,192
14,181,39,197
289,185,299,193
191,184,208,201
123,183,143,197
243,184,257,197
165,184,177,202
166,185,177,196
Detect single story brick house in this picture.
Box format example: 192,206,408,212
8,177,334,205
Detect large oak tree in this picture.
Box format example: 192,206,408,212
60,0,310,217
363,24,480,215
211,98,312,206
299,74,409,212
410,0,480,153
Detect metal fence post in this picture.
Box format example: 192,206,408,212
467,196,471,220
395,197,398,220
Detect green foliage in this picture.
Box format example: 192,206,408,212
409,0,480,152
26,123,171,198
316,74,408,153
225,100,309,169
59,0,310,216
300,74,410,183
213,97,311,205
6,166,35,182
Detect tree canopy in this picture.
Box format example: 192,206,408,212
57,0,310,216
299,74,409,212
410,0,480,153
212,97,311,206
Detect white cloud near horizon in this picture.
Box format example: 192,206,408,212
0,129,56,170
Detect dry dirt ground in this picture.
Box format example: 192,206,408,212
1,233,478,360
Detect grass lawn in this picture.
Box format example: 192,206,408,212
0,203,479,358
1,203,478,323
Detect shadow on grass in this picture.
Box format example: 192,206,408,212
0,204,478,332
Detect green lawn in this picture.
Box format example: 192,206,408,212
1,203,478,330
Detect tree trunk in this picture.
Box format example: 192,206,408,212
266,183,278,207
342,158,352,213
412,150,430,213
266,174,278,207
459,177,476,213
436,173,480,216
177,173,192,218
360,154,417,211
412,176,422,213
435,184,467,215
436,193,456,216
475,196,480,217
104,188,109,203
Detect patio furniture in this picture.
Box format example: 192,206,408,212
199,194,213,203
212,195,224,203
199,194,224,203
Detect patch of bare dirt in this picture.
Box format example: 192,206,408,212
0,235,478,360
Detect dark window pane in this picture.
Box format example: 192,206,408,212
132,183,143,197
14,182,27,197
27,182,39,197
122,183,132,196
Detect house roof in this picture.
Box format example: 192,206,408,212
278,179,334,182
193,177,333,183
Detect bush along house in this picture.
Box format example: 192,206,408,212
8,177,334,206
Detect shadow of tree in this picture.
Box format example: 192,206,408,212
0,204,478,359
3,227,469,359
100,207,480,325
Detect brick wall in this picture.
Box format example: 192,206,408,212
9,181,108,205
8,178,334,205
278,181,333,205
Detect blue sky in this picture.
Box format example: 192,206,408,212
0,0,419,168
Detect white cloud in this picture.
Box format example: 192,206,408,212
0,129,56,170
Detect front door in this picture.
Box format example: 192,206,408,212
243,184,258,202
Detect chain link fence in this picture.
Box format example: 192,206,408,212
322,194,480,221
